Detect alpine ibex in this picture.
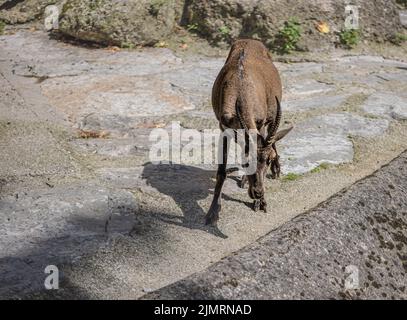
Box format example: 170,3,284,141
205,39,293,226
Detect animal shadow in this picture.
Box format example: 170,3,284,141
141,163,249,238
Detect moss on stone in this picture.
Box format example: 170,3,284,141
59,0,177,47
0,20,5,35
311,163,330,174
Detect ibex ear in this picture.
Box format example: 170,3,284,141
275,126,294,141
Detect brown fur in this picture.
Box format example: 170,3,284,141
205,39,292,226
212,39,282,133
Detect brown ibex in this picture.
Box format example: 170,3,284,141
205,39,293,226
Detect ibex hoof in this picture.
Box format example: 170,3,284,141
260,200,267,213
253,199,267,212
253,199,260,212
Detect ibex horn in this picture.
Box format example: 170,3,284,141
236,99,258,149
265,96,282,145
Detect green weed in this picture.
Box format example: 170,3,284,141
274,18,302,54
339,29,360,48
282,172,302,181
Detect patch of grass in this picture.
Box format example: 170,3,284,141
218,25,231,40
364,113,380,120
120,41,135,49
310,162,330,174
339,29,360,49
88,0,104,11
396,0,407,8
282,172,302,181
390,33,407,46
186,23,199,32
149,0,167,16
0,20,6,35
274,18,302,54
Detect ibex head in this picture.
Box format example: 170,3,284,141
243,97,293,203
246,126,292,201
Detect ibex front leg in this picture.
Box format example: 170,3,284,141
205,135,229,226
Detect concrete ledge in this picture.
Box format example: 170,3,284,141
145,151,407,300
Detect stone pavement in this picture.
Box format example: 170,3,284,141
0,30,406,299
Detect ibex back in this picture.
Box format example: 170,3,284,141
206,39,293,226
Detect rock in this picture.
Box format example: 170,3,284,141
1,0,404,49
282,132,353,175
185,0,404,49
285,79,334,98
280,113,389,174
374,72,407,83
159,57,224,108
42,74,195,136
304,113,389,137
0,183,138,257
0,183,138,298
334,55,407,67
183,0,258,45
400,10,407,27
279,62,324,77
329,74,386,95
285,94,349,112
1,31,220,137
71,138,148,157
144,151,407,300
0,0,63,24
248,0,337,50
59,0,177,46
362,93,407,120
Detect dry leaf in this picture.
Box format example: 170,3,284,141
137,121,166,129
78,130,109,139
155,41,168,48
106,46,121,52
316,21,330,34
154,122,166,128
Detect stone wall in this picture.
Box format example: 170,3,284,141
184,0,403,50
0,0,63,24
0,0,404,49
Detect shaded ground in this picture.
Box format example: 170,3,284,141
0,28,406,299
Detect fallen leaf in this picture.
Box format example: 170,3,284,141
106,46,121,52
136,121,167,129
155,122,166,128
155,41,168,48
316,21,330,34
78,130,110,139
